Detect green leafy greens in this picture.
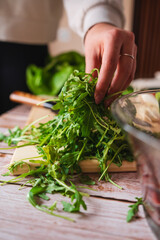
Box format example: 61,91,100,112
1,69,134,220
26,51,85,96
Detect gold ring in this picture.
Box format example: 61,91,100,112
120,53,134,60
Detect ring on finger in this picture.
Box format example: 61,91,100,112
120,53,134,60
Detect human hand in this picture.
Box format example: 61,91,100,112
84,23,137,106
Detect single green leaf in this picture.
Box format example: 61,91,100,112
0,132,5,141
126,197,143,222
61,201,75,212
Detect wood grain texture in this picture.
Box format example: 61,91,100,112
0,105,156,239
0,105,31,128
0,151,141,201
10,107,137,174
77,172,142,202
0,184,155,240
0,153,12,177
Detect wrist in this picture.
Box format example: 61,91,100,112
84,23,117,44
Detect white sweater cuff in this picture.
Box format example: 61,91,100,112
83,4,124,38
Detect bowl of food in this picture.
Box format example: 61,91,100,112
111,89,160,234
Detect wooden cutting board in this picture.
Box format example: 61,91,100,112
10,106,137,175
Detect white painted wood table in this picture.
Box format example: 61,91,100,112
0,105,156,240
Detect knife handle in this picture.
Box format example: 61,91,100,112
9,91,47,107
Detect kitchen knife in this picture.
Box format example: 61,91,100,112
9,91,58,112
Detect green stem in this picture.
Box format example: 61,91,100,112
99,144,128,181
21,115,50,136
0,143,35,150
55,178,89,197
96,128,108,148
36,205,75,222
77,138,87,161
39,132,53,146
55,178,75,194
108,178,123,190
84,100,106,129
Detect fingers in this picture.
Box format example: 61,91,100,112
109,43,137,94
84,24,137,107
94,35,122,104
85,50,100,73
122,45,137,90
85,51,100,79
105,44,137,107
85,22,114,79
94,30,136,105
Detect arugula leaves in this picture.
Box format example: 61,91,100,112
1,69,134,220
27,185,74,221
127,197,143,222
1,126,23,146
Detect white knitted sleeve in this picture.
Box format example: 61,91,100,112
63,0,125,38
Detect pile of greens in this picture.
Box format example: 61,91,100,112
26,51,85,96
1,69,134,220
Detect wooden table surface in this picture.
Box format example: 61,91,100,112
0,105,156,240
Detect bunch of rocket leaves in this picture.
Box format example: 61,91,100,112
1,69,134,221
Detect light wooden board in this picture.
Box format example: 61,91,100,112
10,107,137,175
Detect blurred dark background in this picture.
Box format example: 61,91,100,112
133,0,160,78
